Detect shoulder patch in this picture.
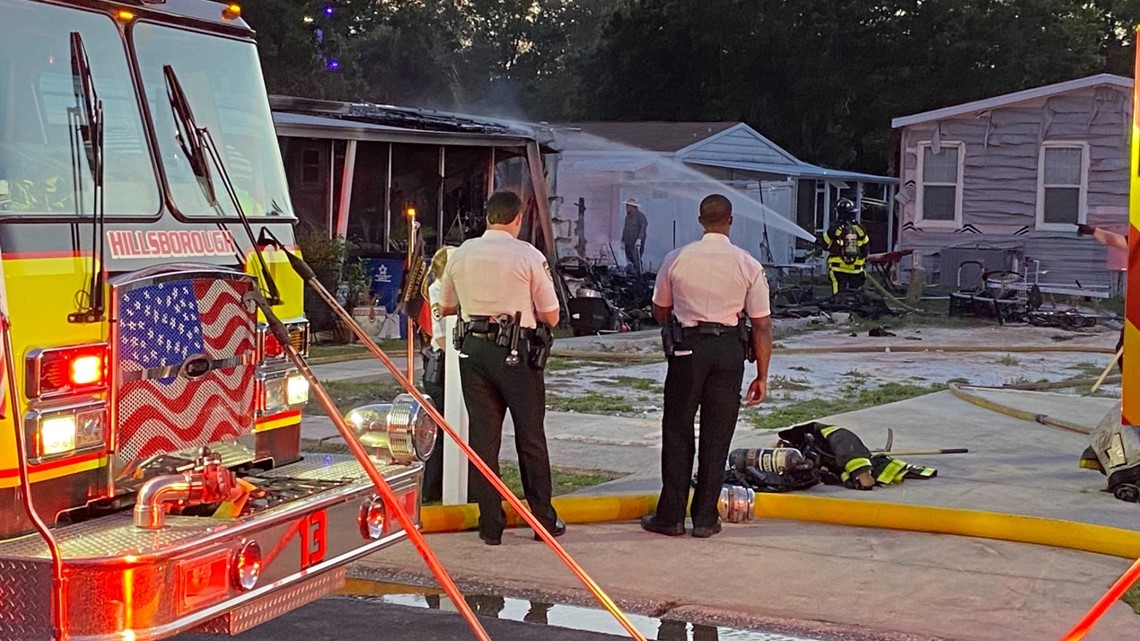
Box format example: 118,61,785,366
542,260,553,281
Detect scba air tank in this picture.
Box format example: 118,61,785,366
728,447,809,474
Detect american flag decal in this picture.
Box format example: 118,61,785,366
115,274,256,463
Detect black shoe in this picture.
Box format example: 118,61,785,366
691,521,722,538
480,534,502,546
534,518,566,541
640,515,685,537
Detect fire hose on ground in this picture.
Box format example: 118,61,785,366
271,247,648,641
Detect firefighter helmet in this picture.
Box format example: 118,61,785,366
835,198,857,219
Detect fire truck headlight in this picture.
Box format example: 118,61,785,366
39,415,77,456
30,404,106,459
286,374,309,406
345,394,436,464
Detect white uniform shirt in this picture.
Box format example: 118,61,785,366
428,279,447,351
438,229,559,329
652,233,770,327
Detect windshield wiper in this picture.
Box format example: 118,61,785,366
68,31,106,323
162,65,281,305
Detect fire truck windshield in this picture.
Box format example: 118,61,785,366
133,23,293,219
0,0,159,216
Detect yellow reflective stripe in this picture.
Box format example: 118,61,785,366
820,426,839,437
876,459,908,484
840,457,872,481
0,456,108,489
908,465,936,478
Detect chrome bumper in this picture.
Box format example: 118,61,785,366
0,454,421,641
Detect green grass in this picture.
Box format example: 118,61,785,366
745,382,945,430
1102,296,1125,317
546,390,635,414
1069,361,1109,378
546,358,590,372
299,439,619,497
600,376,663,394
768,375,811,391
309,339,408,361
501,463,621,497
304,379,409,416
1122,581,1140,615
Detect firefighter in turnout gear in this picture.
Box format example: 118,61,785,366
822,198,870,295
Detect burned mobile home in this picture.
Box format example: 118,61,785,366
269,95,566,330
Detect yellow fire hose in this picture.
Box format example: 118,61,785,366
947,382,1094,436
417,491,1140,560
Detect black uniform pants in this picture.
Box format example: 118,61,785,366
459,335,558,538
420,351,445,503
655,333,746,528
829,269,865,295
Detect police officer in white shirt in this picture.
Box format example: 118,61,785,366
641,194,772,539
438,191,564,546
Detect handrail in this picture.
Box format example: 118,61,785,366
3,314,68,640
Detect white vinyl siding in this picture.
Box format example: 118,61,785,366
1036,142,1088,230
915,142,964,228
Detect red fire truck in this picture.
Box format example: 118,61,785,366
0,1,433,639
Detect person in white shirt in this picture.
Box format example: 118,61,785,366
641,194,772,539
420,246,455,503
438,191,564,546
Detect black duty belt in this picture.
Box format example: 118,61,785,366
467,326,535,341
681,323,736,338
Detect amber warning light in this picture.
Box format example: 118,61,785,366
222,4,242,20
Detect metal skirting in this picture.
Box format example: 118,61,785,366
189,567,347,635
0,559,53,641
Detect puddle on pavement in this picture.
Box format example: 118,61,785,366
337,578,822,641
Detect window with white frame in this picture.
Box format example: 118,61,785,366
916,142,964,227
1037,142,1087,229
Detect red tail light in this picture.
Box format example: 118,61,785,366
257,321,309,361
27,344,109,399
263,332,284,359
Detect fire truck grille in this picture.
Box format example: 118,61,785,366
114,273,257,465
